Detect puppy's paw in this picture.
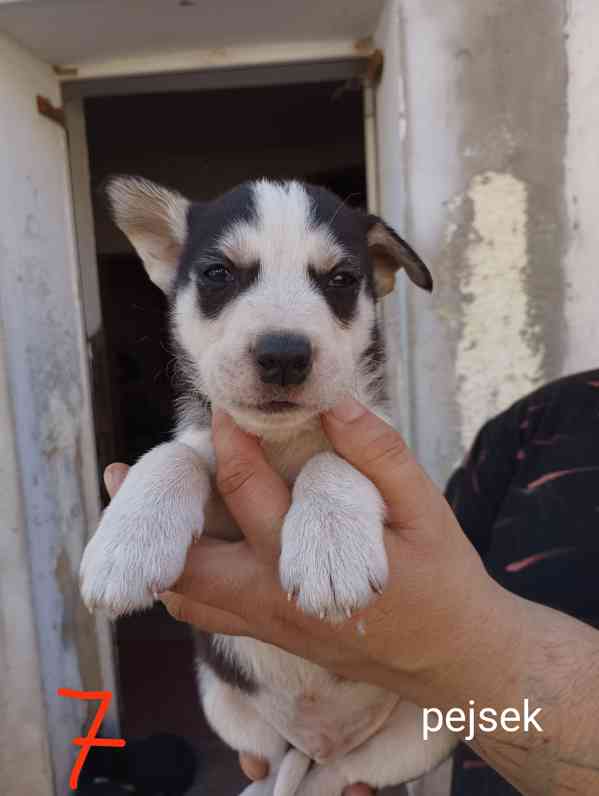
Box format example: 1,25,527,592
80,442,209,617
80,508,195,617
279,454,388,621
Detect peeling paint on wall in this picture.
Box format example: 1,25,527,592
0,31,110,792
563,1,599,374
453,171,544,450
390,0,566,486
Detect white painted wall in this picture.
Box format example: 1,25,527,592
563,1,599,375
0,313,54,796
374,6,597,792
0,30,116,795
376,0,595,490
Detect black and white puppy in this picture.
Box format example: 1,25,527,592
80,178,455,795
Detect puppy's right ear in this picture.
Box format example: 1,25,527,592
105,176,189,293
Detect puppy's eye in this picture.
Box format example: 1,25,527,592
204,264,235,285
328,270,359,289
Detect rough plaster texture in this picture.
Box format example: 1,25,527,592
453,171,543,450
0,317,54,796
563,1,599,375
376,7,573,793
0,30,109,795
379,0,569,484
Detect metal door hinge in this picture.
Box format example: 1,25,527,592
364,49,384,85
36,95,65,128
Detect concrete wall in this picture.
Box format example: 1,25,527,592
0,31,116,796
376,0,597,487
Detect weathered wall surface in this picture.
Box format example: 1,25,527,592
0,31,114,795
377,0,595,487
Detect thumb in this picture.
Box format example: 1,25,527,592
103,463,130,499
212,411,291,560
322,398,440,531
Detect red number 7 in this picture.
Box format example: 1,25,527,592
57,689,126,789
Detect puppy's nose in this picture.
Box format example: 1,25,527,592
254,332,313,386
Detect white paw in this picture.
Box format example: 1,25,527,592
279,454,388,621
80,442,209,617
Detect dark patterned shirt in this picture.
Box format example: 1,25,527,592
447,370,599,796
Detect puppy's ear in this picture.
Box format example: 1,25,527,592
105,176,189,293
366,216,432,297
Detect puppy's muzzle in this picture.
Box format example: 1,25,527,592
254,332,313,387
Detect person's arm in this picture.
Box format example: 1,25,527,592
107,400,599,795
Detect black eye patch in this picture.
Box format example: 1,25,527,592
308,262,364,325
195,258,260,319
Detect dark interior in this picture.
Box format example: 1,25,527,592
85,78,366,794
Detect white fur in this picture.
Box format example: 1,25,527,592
280,452,387,619
80,437,212,616
79,178,455,795
293,701,457,795
107,177,189,292
172,182,378,439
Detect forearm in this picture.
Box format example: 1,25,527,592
425,584,599,795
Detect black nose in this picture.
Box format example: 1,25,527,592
254,332,313,386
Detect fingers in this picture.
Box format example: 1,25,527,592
212,410,291,559
166,536,285,626
322,398,437,531
238,751,372,794
159,589,251,636
239,753,269,781
171,536,258,611
103,463,130,498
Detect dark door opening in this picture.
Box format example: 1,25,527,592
85,77,366,795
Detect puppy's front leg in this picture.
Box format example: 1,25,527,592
280,453,388,620
80,427,213,617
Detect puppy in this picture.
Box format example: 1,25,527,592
80,177,455,795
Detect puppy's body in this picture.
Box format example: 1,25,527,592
80,179,455,794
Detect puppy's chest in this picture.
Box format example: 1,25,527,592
246,652,399,763
261,424,332,481
204,424,331,538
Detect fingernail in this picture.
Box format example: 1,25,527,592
212,409,234,431
212,408,226,425
104,464,123,495
329,396,366,423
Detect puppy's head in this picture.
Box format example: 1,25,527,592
106,177,431,435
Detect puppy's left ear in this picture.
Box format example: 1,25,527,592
366,216,432,297
105,175,190,293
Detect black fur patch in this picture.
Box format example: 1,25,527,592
195,260,260,320
194,631,258,694
173,182,385,325
303,184,375,324
176,182,260,319
306,184,377,293
360,322,387,404
307,263,362,325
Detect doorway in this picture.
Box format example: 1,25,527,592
83,77,367,793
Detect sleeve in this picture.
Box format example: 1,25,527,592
444,405,523,558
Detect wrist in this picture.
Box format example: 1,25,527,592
408,575,531,713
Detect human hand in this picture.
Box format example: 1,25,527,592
152,398,507,708
238,753,374,795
